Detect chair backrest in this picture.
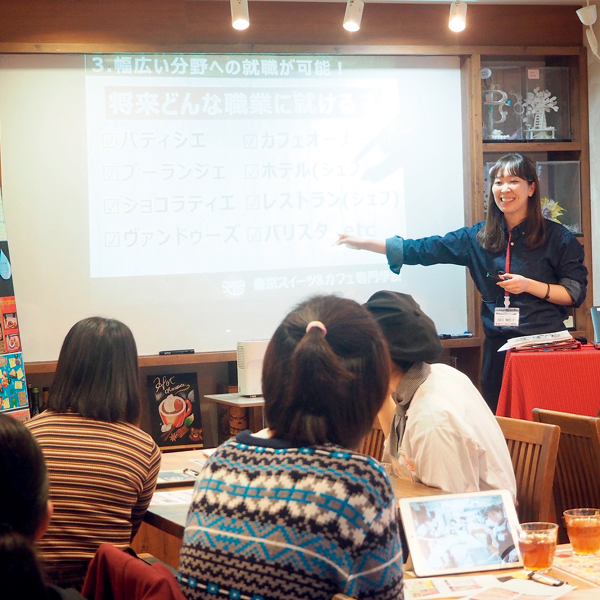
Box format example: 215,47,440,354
533,408,600,540
358,414,385,462
496,416,560,523
82,544,186,600
332,595,356,600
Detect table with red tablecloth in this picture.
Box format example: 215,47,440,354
496,344,600,420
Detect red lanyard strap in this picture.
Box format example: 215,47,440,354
504,233,511,299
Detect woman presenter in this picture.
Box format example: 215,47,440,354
337,153,587,412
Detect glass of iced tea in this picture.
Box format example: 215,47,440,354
564,509,600,555
517,522,558,572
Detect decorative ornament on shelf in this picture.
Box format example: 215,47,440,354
540,197,566,224
482,84,510,139
523,87,559,140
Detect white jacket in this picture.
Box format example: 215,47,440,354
390,363,517,500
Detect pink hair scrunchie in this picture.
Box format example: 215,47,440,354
305,320,327,335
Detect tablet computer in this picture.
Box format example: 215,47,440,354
399,490,522,577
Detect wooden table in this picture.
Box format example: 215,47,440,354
135,451,600,597
403,553,600,598
133,449,446,568
131,449,208,565
145,471,446,540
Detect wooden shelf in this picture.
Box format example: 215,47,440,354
441,337,483,349
138,351,236,369
483,142,582,153
24,342,481,378
25,350,237,376
471,49,593,346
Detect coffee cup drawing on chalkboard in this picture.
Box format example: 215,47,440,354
159,394,193,432
148,372,202,448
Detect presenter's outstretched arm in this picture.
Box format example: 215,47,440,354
336,234,386,254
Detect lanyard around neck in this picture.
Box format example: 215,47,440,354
504,232,512,307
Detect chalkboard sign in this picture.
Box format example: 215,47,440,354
147,372,203,448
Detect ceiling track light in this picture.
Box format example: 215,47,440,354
230,0,249,31
343,0,364,33
449,0,467,33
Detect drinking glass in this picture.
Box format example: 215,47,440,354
564,509,600,556
517,522,558,572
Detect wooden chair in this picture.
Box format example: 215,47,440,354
358,415,386,462
496,416,560,523
533,408,600,542
332,595,356,600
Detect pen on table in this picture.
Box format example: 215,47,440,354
183,468,200,477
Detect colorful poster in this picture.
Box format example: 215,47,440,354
0,296,21,353
0,242,14,298
147,372,203,448
0,351,28,413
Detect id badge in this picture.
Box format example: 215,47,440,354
494,307,520,327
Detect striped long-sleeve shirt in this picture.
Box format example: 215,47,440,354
26,411,160,568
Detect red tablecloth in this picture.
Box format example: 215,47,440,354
496,345,600,420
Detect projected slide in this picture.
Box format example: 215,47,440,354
0,53,467,361
86,55,415,278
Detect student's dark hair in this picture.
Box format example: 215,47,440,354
262,294,391,450
476,153,545,253
394,359,415,374
0,530,49,599
47,317,141,424
0,413,49,539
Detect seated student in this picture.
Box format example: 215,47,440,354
364,291,516,499
178,295,404,600
0,413,84,600
26,317,161,588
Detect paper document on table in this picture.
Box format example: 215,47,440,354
463,577,573,600
150,488,194,506
156,469,197,487
404,575,499,599
187,447,217,468
554,547,600,586
498,330,573,352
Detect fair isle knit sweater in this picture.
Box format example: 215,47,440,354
178,431,404,600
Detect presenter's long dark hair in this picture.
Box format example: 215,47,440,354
477,153,545,253
0,413,50,599
48,317,140,424
262,295,390,450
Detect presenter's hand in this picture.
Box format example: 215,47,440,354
498,276,573,305
335,235,387,254
496,273,530,294
335,234,365,250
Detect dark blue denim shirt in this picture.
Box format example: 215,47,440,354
386,219,587,339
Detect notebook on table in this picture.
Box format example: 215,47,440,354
399,490,522,578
